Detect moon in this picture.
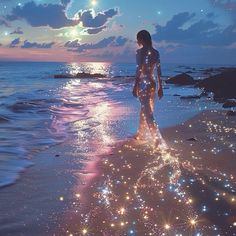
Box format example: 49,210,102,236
91,0,97,6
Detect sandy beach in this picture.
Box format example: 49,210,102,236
0,109,235,236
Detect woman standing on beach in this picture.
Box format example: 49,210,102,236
132,30,163,145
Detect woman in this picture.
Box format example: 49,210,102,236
132,30,163,146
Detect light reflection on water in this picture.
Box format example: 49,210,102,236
50,62,133,156
49,63,236,236
65,62,112,76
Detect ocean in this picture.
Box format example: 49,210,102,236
0,61,223,188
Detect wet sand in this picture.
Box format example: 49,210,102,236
0,142,85,236
62,110,236,235
0,110,236,236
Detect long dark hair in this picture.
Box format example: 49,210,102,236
137,30,152,48
137,30,153,64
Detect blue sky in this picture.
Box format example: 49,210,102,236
0,0,235,64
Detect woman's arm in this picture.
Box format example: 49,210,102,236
156,62,162,87
133,50,142,97
156,59,163,99
133,65,142,97
135,64,142,84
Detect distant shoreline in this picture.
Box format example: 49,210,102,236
0,60,236,66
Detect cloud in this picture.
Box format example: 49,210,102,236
5,1,118,31
61,0,71,6
64,39,80,48
69,36,128,53
209,0,236,20
6,1,79,29
152,12,236,46
85,26,107,34
92,46,135,62
77,8,119,28
206,12,215,18
209,0,236,11
111,36,129,47
21,40,55,48
9,37,20,48
0,17,10,27
10,27,23,34
74,36,116,52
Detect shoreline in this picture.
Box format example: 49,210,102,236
59,109,236,236
0,109,235,235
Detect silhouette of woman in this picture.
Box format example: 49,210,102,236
132,30,163,145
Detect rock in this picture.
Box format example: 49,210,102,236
185,70,194,74
8,102,36,113
76,72,106,78
186,138,197,141
54,74,74,78
113,75,135,78
54,72,106,79
0,115,9,123
200,91,208,97
226,110,236,116
196,68,236,99
203,68,215,75
180,95,201,99
173,94,181,96
55,154,60,157
166,73,196,85
222,99,236,108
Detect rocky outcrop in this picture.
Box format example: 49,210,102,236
166,73,196,85
54,72,106,79
0,115,10,123
180,95,201,99
222,99,236,108
196,69,236,99
226,110,236,116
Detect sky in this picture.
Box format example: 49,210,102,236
0,0,236,64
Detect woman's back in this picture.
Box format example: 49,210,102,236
136,47,160,77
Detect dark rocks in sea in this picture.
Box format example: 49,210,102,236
186,137,197,141
112,75,135,79
185,70,194,74
196,68,236,99
222,99,236,108
0,115,9,123
54,72,106,79
203,68,215,75
173,94,181,96
226,110,236,116
180,95,201,99
166,73,196,85
200,91,208,97
54,74,74,79
8,102,37,113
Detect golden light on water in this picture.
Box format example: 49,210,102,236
190,219,197,226
67,62,111,76
164,224,171,230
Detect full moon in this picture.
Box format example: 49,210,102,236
91,0,97,6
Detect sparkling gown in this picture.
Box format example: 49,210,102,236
135,46,162,143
